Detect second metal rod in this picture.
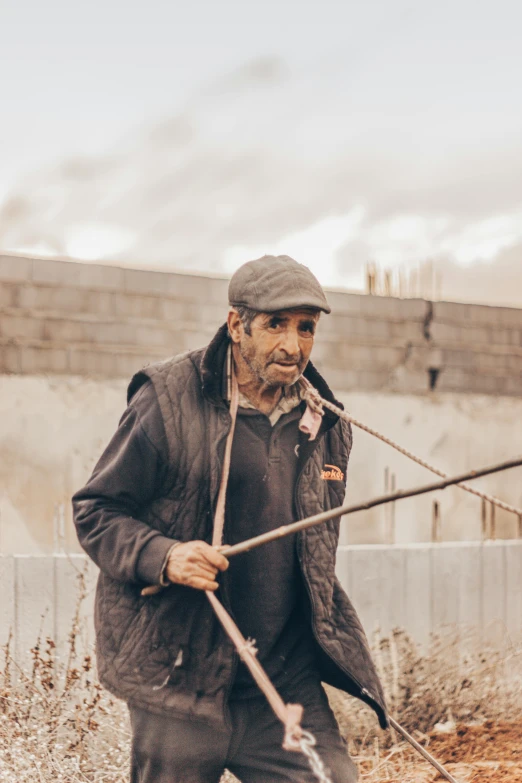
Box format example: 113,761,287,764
221,456,522,559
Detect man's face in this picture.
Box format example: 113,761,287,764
236,308,320,388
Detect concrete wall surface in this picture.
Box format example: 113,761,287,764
1,542,521,667
2,253,522,396
1,375,521,553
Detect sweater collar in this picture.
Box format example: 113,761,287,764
198,323,344,429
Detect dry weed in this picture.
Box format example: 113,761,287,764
1,575,521,782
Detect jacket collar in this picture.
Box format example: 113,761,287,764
197,324,344,429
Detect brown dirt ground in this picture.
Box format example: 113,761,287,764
357,720,522,783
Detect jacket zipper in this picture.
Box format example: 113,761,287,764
294,466,385,721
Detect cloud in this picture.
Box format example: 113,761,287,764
0,51,521,309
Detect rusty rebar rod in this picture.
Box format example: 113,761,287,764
221,456,522,559
388,717,460,783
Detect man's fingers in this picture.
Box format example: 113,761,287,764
190,565,218,582
189,576,219,591
200,546,229,572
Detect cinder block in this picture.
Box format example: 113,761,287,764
330,343,403,369
159,298,185,322
113,291,160,320
498,374,522,396
12,283,39,310
19,345,69,374
82,321,137,346
433,301,472,326
17,284,89,314
1,314,45,341
342,367,392,391
182,329,215,351
430,321,464,343
439,348,474,369
388,365,429,394
114,353,151,378
165,273,217,302
487,327,518,347
327,292,427,321
133,324,174,348
85,289,116,316
124,268,173,296
0,255,33,282
358,295,426,322
470,352,508,373
0,281,15,308
0,344,21,373
435,300,522,330
337,317,392,341
325,291,365,316
114,349,170,377
180,300,228,327
41,318,88,343
389,320,426,341
207,277,230,306
68,348,119,376
436,366,471,392
468,373,504,395
32,258,125,291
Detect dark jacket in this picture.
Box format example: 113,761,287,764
73,325,387,728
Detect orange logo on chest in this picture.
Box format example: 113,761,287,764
321,464,344,481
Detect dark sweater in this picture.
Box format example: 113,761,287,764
226,406,316,698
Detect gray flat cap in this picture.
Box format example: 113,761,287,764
228,255,331,314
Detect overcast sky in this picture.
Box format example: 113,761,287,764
1,0,521,303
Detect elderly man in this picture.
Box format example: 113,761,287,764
73,255,386,783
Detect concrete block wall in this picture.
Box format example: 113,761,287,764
2,542,521,666
1,254,522,395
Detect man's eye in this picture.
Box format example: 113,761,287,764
268,319,282,329
300,323,315,334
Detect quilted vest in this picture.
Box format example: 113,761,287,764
93,325,387,728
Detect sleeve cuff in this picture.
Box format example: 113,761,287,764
159,542,182,586
136,535,179,585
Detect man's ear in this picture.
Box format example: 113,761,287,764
227,309,242,344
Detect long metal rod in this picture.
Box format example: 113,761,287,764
388,716,460,783
319,395,522,517
221,456,522,558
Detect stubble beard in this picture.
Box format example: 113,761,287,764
238,339,303,389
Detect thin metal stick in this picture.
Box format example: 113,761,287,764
205,590,304,752
317,393,522,517
388,716,460,783
221,456,522,558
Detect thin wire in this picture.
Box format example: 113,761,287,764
299,731,334,783
308,387,522,517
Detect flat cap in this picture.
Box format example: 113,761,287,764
228,255,331,314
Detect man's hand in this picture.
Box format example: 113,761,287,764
165,541,229,591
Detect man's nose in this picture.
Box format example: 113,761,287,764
279,327,300,356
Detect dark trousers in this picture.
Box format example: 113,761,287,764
129,675,358,783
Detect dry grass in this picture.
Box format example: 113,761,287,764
1,571,521,782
